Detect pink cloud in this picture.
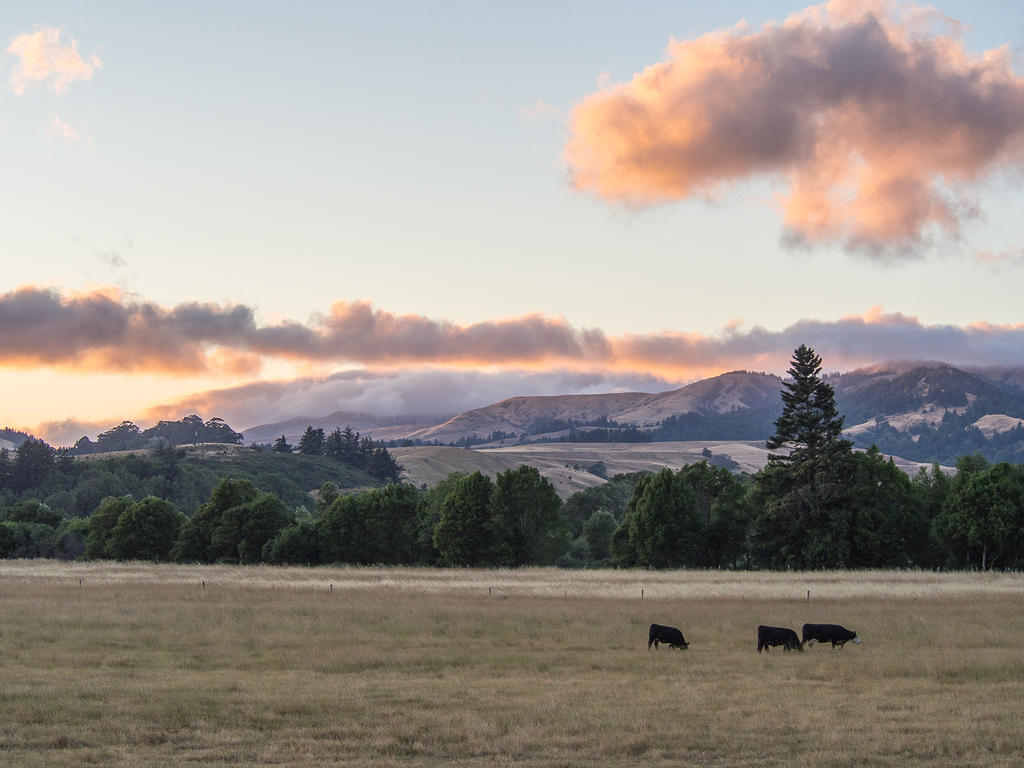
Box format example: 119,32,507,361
7,26,101,96
4,286,1024,380
565,2,1024,255
48,114,79,143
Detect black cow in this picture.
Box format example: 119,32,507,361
648,623,688,650
757,625,803,653
802,623,861,648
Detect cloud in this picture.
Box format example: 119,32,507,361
565,1,1024,255
6,287,1024,385
7,26,101,95
48,114,79,143
518,99,558,122
143,368,682,433
30,417,117,448
616,307,1024,375
0,287,611,373
973,247,1024,269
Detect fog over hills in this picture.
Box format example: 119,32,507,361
242,362,1024,467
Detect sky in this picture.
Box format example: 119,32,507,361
3,1,1024,444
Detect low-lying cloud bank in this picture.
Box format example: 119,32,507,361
143,368,683,435
5,288,1024,380
0,287,609,374
566,1,1024,255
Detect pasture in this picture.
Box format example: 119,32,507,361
1,563,1023,767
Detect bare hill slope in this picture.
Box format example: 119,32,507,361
404,372,782,444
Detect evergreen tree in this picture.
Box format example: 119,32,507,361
13,438,55,492
752,345,856,568
0,447,10,489
766,345,850,457
272,435,293,453
339,426,359,465
324,428,344,459
298,426,326,456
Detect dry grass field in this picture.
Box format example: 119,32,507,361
2,563,1023,767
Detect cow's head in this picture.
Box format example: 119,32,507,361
851,633,862,644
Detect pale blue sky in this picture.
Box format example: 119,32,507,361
3,1,1024,435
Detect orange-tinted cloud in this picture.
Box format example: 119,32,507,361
7,26,101,95
565,1,1024,255
974,247,1024,269
48,114,79,143
0,287,612,373
6,287,1024,382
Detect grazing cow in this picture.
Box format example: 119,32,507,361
802,623,861,649
648,623,688,650
757,625,803,653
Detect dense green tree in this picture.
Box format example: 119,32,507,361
847,447,928,567
13,438,55,492
86,496,134,559
314,481,340,517
94,421,145,452
678,461,752,567
54,518,89,560
608,517,636,566
4,499,61,528
0,521,55,558
171,478,260,562
272,435,293,453
318,484,420,564
368,446,403,483
490,466,568,566
413,473,465,564
324,428,344,459
561,474,642,538
209,492,294,564
433,472,497,566
298,426,326,456
752,345,856,568
338,426,359,465
935,462,1024,570
108,496,185,561
152,443,184,497
262,518,320,564
618,468,702,568
766,345,850,457
582,509,617,561
0,447,11,489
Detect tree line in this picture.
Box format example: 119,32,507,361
3,346,1024,569
270,425,403,483
71,415,244,454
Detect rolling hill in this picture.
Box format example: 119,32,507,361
238,361,1024,468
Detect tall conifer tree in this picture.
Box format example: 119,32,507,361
753,345,856,568
767,344,850,457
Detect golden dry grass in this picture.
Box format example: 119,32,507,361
2,563,1023,767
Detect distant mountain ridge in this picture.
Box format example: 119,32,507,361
241,363,1024,466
